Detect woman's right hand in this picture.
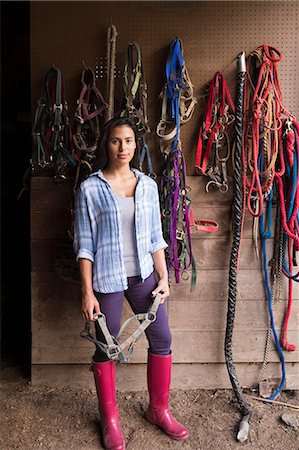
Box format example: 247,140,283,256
81,289,101,322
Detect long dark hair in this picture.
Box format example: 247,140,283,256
93,117,140,171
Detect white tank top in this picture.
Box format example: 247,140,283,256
116,195,140,277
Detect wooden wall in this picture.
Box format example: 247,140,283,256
30,1,299,390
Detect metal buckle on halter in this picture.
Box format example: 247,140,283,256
52,123,62,132
37,98,46,107
147,311,156,322
107,344,121,360
75,113,85,125
206,166,225,192
220,114,229,125
148,172,157,180
54,103,63,111
162,209,170,218
176,229,185,240
284,118,293,136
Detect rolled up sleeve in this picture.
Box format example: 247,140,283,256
73,186,95,262
151,184,168,254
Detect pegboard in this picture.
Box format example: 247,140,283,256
30,1,299,175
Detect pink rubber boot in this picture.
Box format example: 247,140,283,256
92,361,125,450
145,352,189,440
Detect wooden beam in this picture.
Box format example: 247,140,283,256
31,362,299,391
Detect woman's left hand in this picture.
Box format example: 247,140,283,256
152,277,169,304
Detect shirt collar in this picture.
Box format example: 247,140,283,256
91,167,144,181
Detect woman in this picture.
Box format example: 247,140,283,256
74,117,189,450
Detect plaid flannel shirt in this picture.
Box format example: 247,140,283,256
73,168,168,293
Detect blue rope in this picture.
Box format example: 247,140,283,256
259,209,286,400
264,189,273,238
258,147,286,400
282,141,299,281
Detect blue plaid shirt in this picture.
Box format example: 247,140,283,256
73,168,168,293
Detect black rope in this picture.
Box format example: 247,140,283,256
225,53,252,439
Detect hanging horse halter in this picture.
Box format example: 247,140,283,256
73,65,108,187
194,71,235,193
157,37,197,290
121,41,156,178
31,66,77,179
80,293,162,363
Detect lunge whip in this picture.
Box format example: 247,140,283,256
225,52,252,443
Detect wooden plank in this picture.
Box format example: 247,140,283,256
31,209,71,240
31,271,81,306
190,206,275,239
31,362,299,391
167,300,298,332
169,269,297,301
31,240,79,284
31,239,66,271
31,328,299,364
191,238,273,269
186,175,233,206
30,177,72,209
31,270,298,304
32,294,298,335
30,179,271,241
31,238,274,272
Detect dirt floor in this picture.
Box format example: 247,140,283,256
1,366,298,450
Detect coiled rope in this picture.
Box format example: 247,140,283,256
243,45,298,401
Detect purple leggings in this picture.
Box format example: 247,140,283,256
93,272,172,362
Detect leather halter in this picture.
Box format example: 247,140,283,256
157,75,196,154
194,71,235,193
73,65,108,186
121,41,155,178
31,66,77,179
158,37,197,290
80,293,162,363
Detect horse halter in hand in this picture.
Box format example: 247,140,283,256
80,292,162,363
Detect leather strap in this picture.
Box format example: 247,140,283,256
192,219,219,233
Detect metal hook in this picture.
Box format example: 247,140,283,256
205,180,220,192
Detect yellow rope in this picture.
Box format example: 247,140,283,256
106,24,118,121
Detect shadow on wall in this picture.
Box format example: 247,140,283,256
1,2,31,376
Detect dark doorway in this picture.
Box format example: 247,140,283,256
1,1,31,377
